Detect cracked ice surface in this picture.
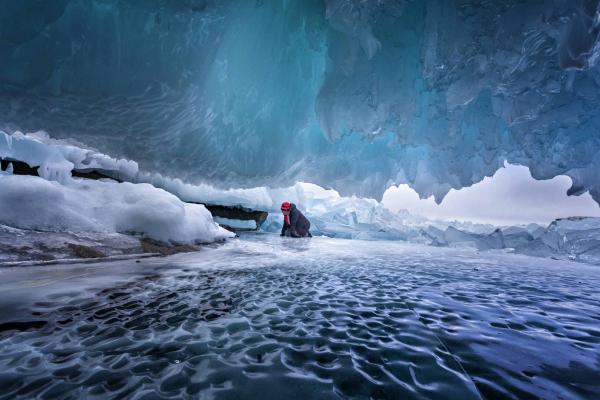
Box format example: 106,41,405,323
0,235,598,399
2,1,600,201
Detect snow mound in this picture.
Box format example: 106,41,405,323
0,130,233,244
0,174,233,244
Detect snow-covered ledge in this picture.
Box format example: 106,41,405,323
0,131,234,249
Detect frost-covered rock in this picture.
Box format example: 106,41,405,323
0,130,138,182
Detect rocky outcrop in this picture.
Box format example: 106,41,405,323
189,203,268,232
67,243,107,258
140,239,199,256
71,169,123,182
1,159,39,176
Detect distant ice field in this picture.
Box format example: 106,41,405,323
0,234,598,399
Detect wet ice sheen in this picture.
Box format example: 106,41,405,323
0,234,599,399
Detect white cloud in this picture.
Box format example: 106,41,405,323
382,163,600,225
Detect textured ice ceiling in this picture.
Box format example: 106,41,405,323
1,0,600,202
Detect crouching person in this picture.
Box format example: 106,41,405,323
280,202,312,238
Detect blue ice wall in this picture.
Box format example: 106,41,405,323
1,0,600,202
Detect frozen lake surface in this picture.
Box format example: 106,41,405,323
0,234,599,399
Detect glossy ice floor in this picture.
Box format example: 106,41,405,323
0,234,599,399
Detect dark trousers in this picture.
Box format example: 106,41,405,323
283,226,311,237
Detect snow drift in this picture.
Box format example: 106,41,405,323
0,131,233,244
0,175,232,244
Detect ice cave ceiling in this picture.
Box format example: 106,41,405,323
1,0,600,202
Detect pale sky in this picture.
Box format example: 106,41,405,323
382,163,600,226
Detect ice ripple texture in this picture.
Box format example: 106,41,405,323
0,235,599,399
